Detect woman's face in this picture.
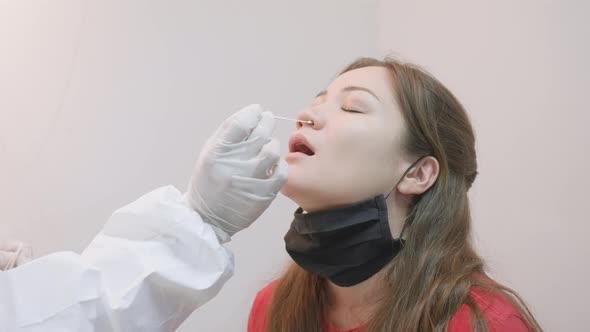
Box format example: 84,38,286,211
281,66,409,212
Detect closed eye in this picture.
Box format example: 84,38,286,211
341,107,363,113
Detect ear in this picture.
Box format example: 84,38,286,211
397,156,439,195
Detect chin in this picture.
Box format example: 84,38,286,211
279,177,314,208
280,164,304,195
279,177,300,201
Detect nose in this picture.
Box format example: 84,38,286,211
296,107,321,130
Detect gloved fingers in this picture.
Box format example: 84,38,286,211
259,158,288,193
247,111,275,144
270,158,289,189
214,111,275,158
252,138,282,179
215,104,263,144
231,161,288,198
213,134,268,158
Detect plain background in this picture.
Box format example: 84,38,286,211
0,1,587,331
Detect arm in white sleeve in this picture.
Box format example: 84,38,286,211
0,186,233,332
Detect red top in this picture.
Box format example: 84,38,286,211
248,281,530,332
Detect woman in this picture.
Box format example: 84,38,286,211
247,58,542,331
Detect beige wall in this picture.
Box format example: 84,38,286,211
1,0,587,331
377,1,589,330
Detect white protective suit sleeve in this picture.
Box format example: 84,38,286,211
0,185,233,332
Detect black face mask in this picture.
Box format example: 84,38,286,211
284,194,402,287
283,157,424,287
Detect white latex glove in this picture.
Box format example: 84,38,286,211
0,240,33,270
186,104,288,240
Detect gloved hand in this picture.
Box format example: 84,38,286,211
186,104,288,240
0,240,33,271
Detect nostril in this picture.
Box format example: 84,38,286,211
296,119,314,129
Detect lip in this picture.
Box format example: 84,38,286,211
288,132,315,157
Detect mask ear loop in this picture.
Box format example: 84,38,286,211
385,156,425,200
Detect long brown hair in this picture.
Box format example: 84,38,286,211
265,57,542,332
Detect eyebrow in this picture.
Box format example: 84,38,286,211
315,86,381,102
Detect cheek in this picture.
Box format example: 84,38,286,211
330,122,389,166
322,124,395,195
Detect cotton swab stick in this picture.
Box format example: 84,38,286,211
273,116,313,125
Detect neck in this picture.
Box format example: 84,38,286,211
325,267,385,312
324,268,386,329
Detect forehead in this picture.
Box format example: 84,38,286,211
327,66,395,100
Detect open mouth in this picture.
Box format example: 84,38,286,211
289,134,315,156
